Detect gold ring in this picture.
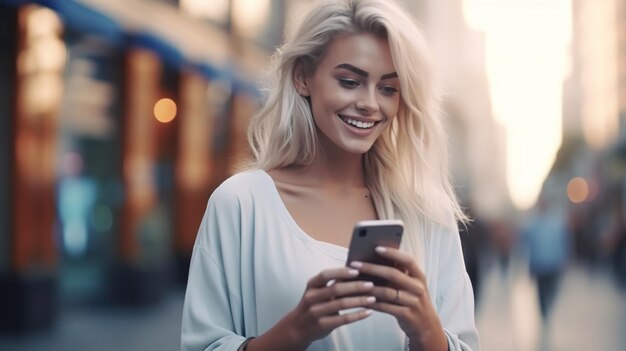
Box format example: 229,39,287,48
395,289,401,303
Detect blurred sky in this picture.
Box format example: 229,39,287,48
463,0,572,210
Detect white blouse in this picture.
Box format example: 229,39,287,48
181,170,479,350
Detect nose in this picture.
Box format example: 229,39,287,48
355,87,379,115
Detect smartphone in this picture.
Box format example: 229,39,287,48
345,219,404,286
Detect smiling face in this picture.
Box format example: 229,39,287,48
294,32,401,156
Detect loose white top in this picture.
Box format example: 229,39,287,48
181,170,479,350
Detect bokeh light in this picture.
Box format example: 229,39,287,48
567,176,589,203
154,98,177,123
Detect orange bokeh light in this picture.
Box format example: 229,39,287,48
154,98,177,123
567,177,589,204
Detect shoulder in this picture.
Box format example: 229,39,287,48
217,169,269,189
198,170,270,243
204,170,272,218
210,169,270,203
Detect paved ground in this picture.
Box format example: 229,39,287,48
476,258,626,351
0,289,185,351
1,259,625,350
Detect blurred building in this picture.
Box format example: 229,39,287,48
558,0,626,192
408,0,512,220
568,0,623,149
554,0,626,277
0,0,273,333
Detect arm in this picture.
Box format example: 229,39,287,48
181,184,247,351
182,245,248,351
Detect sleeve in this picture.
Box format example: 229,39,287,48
181,183,247,351
434,225,481,351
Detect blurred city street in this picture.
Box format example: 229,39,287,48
1,259,625,351
476,258,626,351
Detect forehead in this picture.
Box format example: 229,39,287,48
318,32,396,75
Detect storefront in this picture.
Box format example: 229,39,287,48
0,0,265,332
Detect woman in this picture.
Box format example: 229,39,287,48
181,0,479,350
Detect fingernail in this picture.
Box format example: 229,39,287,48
364,309,373,316
366,296,376,303
347,269,359,276
350,261,363,268
375,246,387,253
363,281,374,288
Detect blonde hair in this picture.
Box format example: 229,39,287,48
247,0,466,266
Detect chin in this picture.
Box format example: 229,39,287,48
342,142,375,155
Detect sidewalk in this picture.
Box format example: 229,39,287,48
476,259,626,351
0,289,185,351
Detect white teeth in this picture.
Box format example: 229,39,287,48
343,117,375,129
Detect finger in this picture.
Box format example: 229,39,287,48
374,246,426,281
370,286,423,305
349,261,415,291
307,280,374,303
369,301,411,319
310,295,376,316
307,267,359,289
369,287,426,314
318,309,373,330
369,279,428,302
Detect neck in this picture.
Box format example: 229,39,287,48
306,148,365,188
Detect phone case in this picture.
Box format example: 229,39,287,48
345,219,404,286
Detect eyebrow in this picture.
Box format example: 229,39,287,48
335,63,398,80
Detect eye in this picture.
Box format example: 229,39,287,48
379,85,399,96
338,78,360,89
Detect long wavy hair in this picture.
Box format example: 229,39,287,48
247,0,466,266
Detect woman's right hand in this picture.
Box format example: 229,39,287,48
287,267,377,346
249,267,376,351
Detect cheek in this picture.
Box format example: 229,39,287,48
381,97,401,119
312,89,353,115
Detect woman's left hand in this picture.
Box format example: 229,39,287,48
349,246,448,351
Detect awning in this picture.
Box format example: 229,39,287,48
1,0,262,94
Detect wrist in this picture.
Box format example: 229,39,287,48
247,312,309,351
407,328,448,351
281,310,311,350
238,337,255,351
408,323,448,351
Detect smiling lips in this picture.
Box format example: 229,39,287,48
339,115,379,130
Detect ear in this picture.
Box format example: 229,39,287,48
293,61,311,97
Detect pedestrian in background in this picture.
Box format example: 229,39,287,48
522,196,570,323
460,206,488,307
181,0,479,350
